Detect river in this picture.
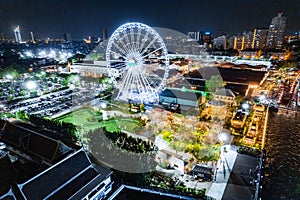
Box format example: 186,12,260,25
262,110,300,199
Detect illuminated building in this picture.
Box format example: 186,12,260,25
252,28,268,49
200,31,212,48
232,31,254,51
187,31,200,41
70,60,120,78
231,111,247,128
13,25,22,43
30,31,35,43
213,35,227,49
243,31,254,49
266,12,287,49
187,31,212,48
233,35,244,51
213,88,236,106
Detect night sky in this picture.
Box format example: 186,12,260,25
0,0,299,40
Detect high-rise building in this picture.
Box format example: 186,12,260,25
64,33,71,41
213,35,227,49
102,28,108,40
252,28,268,49
233,35,245,51
187,31,212,48
242,31,254,49
13,25,22,43
30,31,35,43
187,31,200,41
266,12,287,49
200,32,212,48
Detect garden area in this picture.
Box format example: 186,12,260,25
56,108,103,131
99,118,142,133
56,107,145,133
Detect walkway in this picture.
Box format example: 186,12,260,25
206,145,238,200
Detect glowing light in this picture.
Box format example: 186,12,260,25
25,51,33,57
259,95,266,101
49,50,56,58
106,22,169,102
5,74,13,80
39,50,46,57
128,58,137,67
242,103,250,110
25,81,37,90
100,102,107,109
218,132,228,143
0,142,6,150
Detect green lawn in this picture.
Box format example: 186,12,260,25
99,118,141,133
56,108,103,130
56,108,141,133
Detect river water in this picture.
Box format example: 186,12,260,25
262,111,300,199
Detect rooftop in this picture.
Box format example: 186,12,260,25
159,88,201,101
188,67,266,85
214,88,236,98
18,149,112,200
0,119,72,164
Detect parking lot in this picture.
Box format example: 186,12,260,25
6,87,98,117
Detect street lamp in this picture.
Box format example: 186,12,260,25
242,103,250,110
100,102,107,109
218,131,228,155
218,132,227,145
25,81,37,90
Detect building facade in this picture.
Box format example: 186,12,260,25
266,12,287,49
70,60,120,78
253,28,268,49
13,25,22,43
213,35,227,50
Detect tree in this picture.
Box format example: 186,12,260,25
205,75,225,93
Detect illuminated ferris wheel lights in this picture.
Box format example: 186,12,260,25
106,22,169,102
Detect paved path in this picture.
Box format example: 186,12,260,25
206,145,238,200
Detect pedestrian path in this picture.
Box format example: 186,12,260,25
206,145,238,200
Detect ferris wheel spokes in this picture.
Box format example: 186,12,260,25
141,46,163,59
140,37,158,57
138,31,150,53
112,42,128,57
106,22,169,102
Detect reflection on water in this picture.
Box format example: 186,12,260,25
262,111,300,199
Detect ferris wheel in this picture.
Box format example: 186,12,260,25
106,22,169,103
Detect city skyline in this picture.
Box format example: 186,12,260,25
0,0,300,40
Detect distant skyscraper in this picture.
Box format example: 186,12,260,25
187,31,212,48
187,31,200,41
13,25,22,43
252,28,268,49
233,35,245,51
30,31,35,43
64,33,71,41
242,31,254,49
266,12,287,49
102,28,108,40
213,35,227,49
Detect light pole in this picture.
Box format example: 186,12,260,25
218,131,227,154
